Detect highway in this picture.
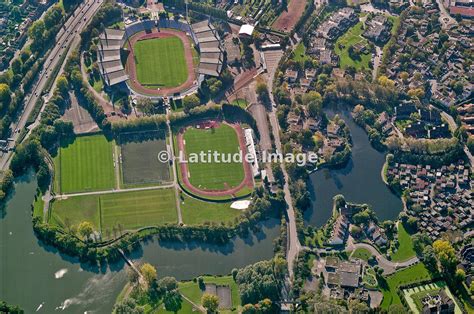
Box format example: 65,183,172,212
0,0,104,171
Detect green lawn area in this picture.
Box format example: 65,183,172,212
50,193,101,230
231,98,248,109
292,42,311,64
134,36,188,88
179,194,243,225
50,189,177,235
334,21,371,71
351,247,373,261
381,263,432,310
179,275,241,313
183,123,245,191
33,191,44,220
54,134,115,194
101,189,177,232
390,222,416,262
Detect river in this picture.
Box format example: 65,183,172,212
304,107,403,227
0,175,280,313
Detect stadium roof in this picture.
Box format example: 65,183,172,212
191,21,224,77
97,28,127,86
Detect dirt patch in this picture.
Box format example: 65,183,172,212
125,28,197,96
204,284,232,309
272,0,307,32
62,92,99,134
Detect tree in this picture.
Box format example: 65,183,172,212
182,94,200,113
433,240,457,273
113,298,144,314
0,83,11,102
141,263,157,286
454,268,465,284
78,221,94,239
378,75,395,87
201,293,219,313
348,299,369,313
158,276,178,292
57,75,69,96
412,233,431,255
163,290,182,313
11,59,22,75
422,245,437,272
135,98,155,116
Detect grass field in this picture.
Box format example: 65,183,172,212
180,194,242,225
101,189,177,232
389,222,416,262
120,131,170,186
54,134,115,193
351,247,373,261
134,36,188,88
51,189,177,235
50,194,101,230
179,275,241,313
183,124,245,190
334,21,371,71
380,263,432,309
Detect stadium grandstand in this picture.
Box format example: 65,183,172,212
191,20,224,77
97,28,129,86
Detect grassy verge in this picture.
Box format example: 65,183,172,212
389,222,416,262
380,263,432,309
179,194,243,225
351,247,373,261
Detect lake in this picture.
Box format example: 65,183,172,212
304,107,403,227
0,175,279,313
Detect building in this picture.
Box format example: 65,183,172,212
97,29,129,87
239,24,255,38
192,20,224,77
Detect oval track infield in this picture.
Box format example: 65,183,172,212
176,121,254,198
125,28,197,96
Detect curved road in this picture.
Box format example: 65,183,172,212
347,237,419,275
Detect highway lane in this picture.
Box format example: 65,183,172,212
0,0,104,171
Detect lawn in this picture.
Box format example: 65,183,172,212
179,275,241,313
50,189,177,235
179,194,243,225
54,134,115,194
183,123,245,190
351,247,373,261
100,189,177,232
50,193,101,230
292,42,311,64
334,21,371,71
390,222,416,262
134,36,188,88
380,263,432,309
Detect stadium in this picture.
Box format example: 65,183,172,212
97,19,224,99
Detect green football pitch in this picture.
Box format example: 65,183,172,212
133,36,188,88
183,123,245,190
54,134,115,194
51,189,178,235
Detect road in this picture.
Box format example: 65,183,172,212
0,0,104,171
266,75,301,281
434,0,457,29
346,236,419,275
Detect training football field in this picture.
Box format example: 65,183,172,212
134,36,188,87
54,134,115,193
183,124,245,190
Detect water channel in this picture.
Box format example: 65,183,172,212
304,106,403,227
0,175,280,313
